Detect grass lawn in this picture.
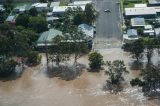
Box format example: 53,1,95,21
123,0,148,8
59,0,70,6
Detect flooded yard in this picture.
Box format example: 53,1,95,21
0,48,160,106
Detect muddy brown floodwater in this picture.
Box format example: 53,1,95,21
0,48,160,106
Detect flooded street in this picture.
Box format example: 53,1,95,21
0,48,160,106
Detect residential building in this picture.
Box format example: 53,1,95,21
123,29,139,44
0,5,5,11
125,7,157,19
134,4,147,8
52,6,85,16
32,3,48,12
78,24,94,40
6,15,17,24
68,0,92,6
50,2,60,10
131,17,145,27
143,25,155,36
154,27,160,37
37,28,63,47
148,0,160,6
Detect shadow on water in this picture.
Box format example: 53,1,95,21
145,91,160,100
102,81,124,94
0,65,24,82
45,63,86,81
129,60,144,70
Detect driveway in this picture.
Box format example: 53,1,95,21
93,0,122,49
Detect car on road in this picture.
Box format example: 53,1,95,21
104,9,110,13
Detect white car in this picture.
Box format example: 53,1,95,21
104,9,110,12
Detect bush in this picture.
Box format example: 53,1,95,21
130,78,142,86
0,59,17,77
88,51,103,71
26,51,41,66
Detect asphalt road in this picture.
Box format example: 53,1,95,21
93,0,122,49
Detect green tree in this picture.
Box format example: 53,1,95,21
130,39,144,62
84,3,96,25
63,25,88,63
0,10,8,23
26,51,41,65
0,36,11,56
105,60,129,84
141,65,160,94
29,16,48,33
88,51,103,70
3,0,14,13
0,21,10,33
143,38,155,64
49,35,70,66
16,13,29,28
0,59,17,77
29,7,38,17
73,13,84,25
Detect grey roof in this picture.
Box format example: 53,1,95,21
131,18,145,27
148,0,160,4
78,24,94,38
125,7,156,16
6,15,15,22
37,28,63,44
46,16,59,21
127,29,138,37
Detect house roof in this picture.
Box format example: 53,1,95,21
144,25,152,29
0,5,5,11
46,16,59,21
6,15,16,22
125,7,156,16
134,4,147,8
131,17,145,27
52,6,85,13
148,0,160,4
50,2,60,7
37,28,63,44
127,29,138,36
68,1,92,6
78,24,94,38
32,3,48,8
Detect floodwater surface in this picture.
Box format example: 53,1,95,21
0,48,160,106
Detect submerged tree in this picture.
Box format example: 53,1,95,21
130,39,144,62
84,3,96,25
105,60,129,84
88,51,103,71
141,65,160,94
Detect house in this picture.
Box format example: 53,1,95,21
154,27,160,37
46,16,59,23
37,28,63,47
32,3,48,12
123,29,139,44
125,7,157,19
6,15,17,24
68,0,92,6
143,25,155,36
78,24,94,40
0,5,5,11
52,6,85,16
131,17,145,27
134,4,147,8
50,2,60,10
148,0,160,6
13,5,27,13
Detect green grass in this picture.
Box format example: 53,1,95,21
123,0,148,8
59,0,70,6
